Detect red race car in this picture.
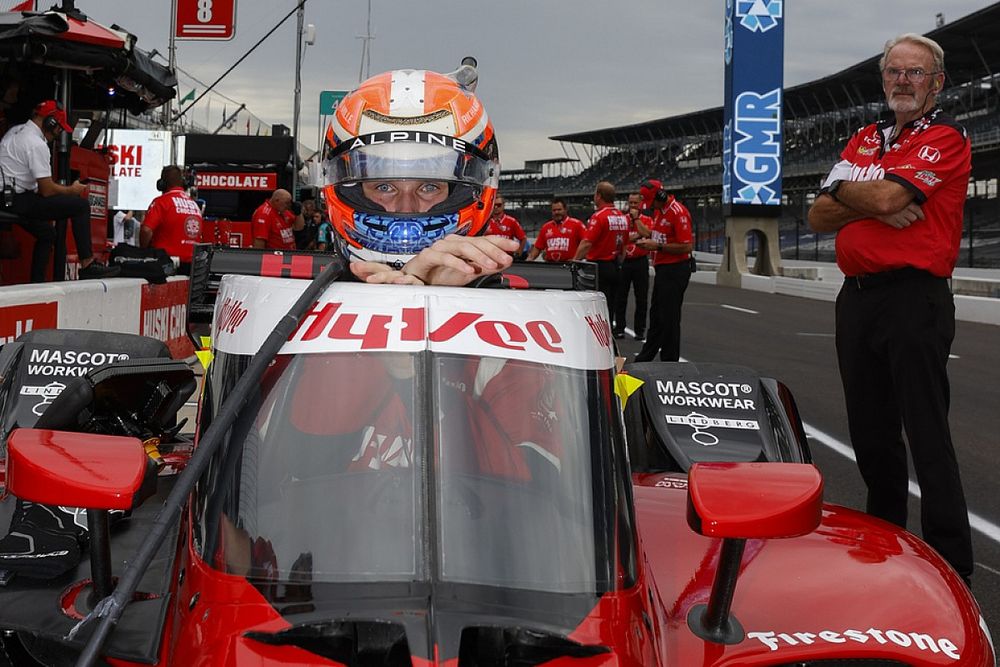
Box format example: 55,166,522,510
0,252,993,666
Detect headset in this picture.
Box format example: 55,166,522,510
34,100,65,134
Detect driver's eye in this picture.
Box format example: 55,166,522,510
419,183,441,194
373,183,393,193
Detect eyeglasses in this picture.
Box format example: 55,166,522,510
881,67,939,84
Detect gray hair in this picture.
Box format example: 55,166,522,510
880,33,945,73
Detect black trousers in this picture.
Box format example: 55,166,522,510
594,260,620,324
11,191,92,283
614,256,649,336
634,261,690,362
835,269,973,580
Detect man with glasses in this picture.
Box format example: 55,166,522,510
808,34,973,588
485,195,526,257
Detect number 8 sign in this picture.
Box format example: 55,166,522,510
175,0,237,41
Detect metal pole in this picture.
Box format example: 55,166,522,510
293,1,304,199
165,0,177,131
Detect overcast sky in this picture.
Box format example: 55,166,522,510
87,0,995,170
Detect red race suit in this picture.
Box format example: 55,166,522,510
824,108,971,278
143,187,203,263
533,217,586,262
252,200,297,250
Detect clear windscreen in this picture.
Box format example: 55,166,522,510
194,350,610,594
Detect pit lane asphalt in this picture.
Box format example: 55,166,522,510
615,280,1000,637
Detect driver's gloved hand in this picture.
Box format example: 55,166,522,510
0,501,86,580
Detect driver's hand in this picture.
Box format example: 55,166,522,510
402,234,518,286
350,262,425,285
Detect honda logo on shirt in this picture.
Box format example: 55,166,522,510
917,146,941,163
175,0,236,41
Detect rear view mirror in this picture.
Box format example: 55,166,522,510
6,428,147,510
687,461,823,539
685,462,823,646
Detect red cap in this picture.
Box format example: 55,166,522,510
639,178,662,210
34,100,73,133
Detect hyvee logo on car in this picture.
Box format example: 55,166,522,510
289,302,566,353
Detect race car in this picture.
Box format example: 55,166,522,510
0,251,993,666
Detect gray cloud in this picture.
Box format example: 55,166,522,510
88,0,993,169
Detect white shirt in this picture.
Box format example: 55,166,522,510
0,121,51,193
113,210,139,246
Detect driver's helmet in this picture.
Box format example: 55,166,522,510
322,67,500,268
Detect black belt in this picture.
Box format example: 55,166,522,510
845,266,939,290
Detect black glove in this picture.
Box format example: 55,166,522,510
290,201,303,216
0,501,87,580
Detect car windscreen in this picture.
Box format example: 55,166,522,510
193,350,612,595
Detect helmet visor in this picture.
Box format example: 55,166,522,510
324,131,498,190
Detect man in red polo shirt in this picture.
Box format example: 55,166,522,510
574,181,629,328
140,165,203,273
632,185,692,362
527,197,585,263
485,194,526,256
808,33,973,587
252,189,304,250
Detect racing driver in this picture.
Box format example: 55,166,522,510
321,64,520,286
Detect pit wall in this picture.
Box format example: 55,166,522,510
0,277,194,358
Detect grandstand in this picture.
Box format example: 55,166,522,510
500,3,1000,267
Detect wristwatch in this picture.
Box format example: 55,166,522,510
824,179,845,202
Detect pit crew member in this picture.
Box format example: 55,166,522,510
807,33,973,587
140,165,204,273
526,197,586,263
633,185,693,362
485,194,526,256
252,188,304,250
573,181,629,327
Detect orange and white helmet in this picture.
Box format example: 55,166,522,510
322,62,500,267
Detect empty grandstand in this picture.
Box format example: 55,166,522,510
500,3,1000,267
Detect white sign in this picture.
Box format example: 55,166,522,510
106,129,172,211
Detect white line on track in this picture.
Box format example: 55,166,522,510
797,332,835,338
721,304,759,315
803,423,1000,545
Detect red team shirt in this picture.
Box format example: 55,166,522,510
623,213,652,260
648,196,693,266
533,217,586,262
825,109,971,278
583,205,630,261
143,187,203,263
486,213,526,244
252,201,297,250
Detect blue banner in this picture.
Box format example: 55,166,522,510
722,0,784,215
